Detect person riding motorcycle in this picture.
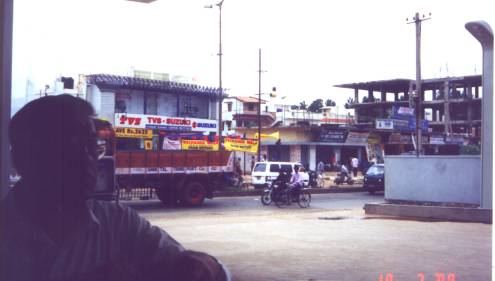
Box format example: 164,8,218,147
289,166,304,199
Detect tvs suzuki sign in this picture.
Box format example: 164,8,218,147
115,113,217,133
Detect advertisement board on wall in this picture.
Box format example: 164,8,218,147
115,113,217,133
115,127,153,139
319,129,347,143
345,132,369,144
430,134,445,145
375,119,394,130
445,134,468,145
181,139,219,151
224,138,259,153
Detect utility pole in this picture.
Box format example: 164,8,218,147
217,0,224,150
407,12,430,157
257,48,262,161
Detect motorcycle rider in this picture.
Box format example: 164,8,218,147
289,166,304,199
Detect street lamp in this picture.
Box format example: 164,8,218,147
465,21,493,209
205,0,225,149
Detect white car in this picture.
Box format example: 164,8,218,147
251,161,309,189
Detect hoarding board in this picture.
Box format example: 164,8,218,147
181,139,219,151
319,129,347,143
224,138,259,153
115,113,217,133
115,127,153,138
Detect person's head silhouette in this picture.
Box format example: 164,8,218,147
9,94,98,216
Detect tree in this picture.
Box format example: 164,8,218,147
299,101,307,110
325,99,336,106
307,99,323,113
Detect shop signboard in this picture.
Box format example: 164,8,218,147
115,113,217,133
115,127,153,139
393,106,415,116
430,134,445,145
345,132,369,144
391,117,428,133
445,134,467,145
224,138,259,153
375,119,394,130
319,129,347,143
181,139,219,151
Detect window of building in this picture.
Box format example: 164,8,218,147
145,92,158,115
227,102,232,112
247,103,254,111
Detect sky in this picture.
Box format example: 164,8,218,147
11,0,494,110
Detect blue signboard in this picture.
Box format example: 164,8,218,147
391,117,428,133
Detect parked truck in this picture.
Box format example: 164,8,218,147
94,119,235,206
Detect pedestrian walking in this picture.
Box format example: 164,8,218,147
317,160,325,176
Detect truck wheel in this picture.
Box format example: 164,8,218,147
181,181,206,206
156,187,178,206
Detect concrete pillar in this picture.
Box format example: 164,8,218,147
1,0,13,200
466,86,473,98
467,103,473,133
309,145,317,171
368,90,373,101
334,147,342,164
381,91,386,102
466,21,493,209
394,93,399,101
432,109,437,122
354,88,359,103
443,80,450,134
475,86,479,98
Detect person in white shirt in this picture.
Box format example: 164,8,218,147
351,157,359,177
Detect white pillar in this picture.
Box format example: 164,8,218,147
335,147,342,164
309,145,317,171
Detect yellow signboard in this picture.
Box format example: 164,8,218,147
115,127,153,139
254,132,279,139
224,138,259,153
181,139,219,151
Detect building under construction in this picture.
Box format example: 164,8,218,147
335,75,482,155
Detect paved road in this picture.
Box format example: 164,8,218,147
122,192,491,281
124,191,385,214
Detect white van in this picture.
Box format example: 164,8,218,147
251,161,309,189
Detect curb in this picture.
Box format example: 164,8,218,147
364,203,492,224
214,186,366,197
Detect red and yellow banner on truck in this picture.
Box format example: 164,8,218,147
224,137,258,153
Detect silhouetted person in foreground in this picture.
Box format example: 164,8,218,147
0,95,230,281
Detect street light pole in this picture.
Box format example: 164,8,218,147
205,0,225,149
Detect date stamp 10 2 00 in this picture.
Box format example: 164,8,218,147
378,272,456,281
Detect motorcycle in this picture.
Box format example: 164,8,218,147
333,172,354,185
261,171,291,205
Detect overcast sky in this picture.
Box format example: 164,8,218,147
11,0,494,109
